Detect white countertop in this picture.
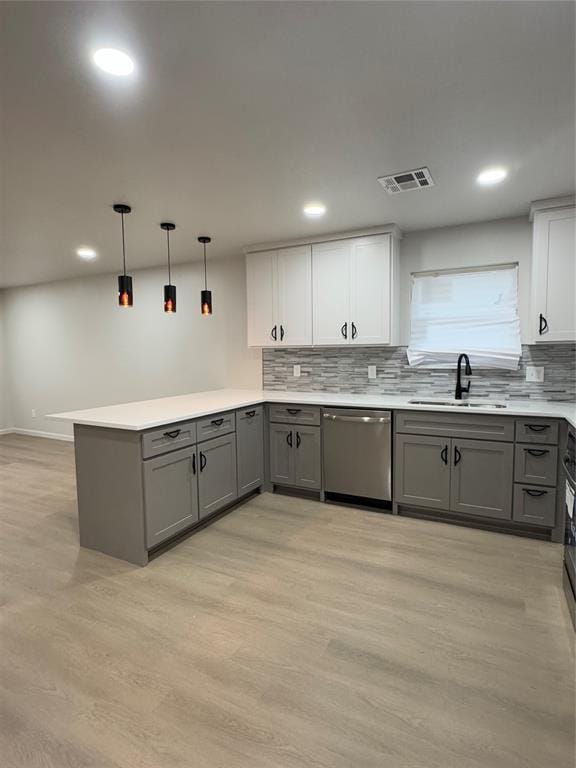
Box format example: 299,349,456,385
49,388,576,431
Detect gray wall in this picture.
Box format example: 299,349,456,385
3,257,261,438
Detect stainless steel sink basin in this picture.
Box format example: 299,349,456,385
409,399,506,409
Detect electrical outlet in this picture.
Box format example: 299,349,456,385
31,409,37,418
293,365,301,378
368,365,377,380
525,365,544,383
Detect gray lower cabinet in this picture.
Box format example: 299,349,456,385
394,434,450,511
513,484,557,527
450,439,513,520
198,433,238,519
514,444,558,486
236,407,264,495
269,423,321,489
143,445,199,548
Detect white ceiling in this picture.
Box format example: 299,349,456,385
0,1,574,288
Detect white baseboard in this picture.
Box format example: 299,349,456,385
0,427,74,443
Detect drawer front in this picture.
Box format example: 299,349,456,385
395,411,514,442
513,484,557,527
197,411,236,442
515,418,559,445
142,421,197,459
514,444,558,486
268,404,320,426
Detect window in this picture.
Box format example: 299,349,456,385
407,265,521,369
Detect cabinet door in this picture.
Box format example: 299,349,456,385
236,407,264,495
143,446,199,548
293,426,321,490
349,235,391,345
532,207,576,343
198,434,238,520
269,423,294,485
394,434,450,510
246,250,278,347
450,439,513,520
312,240,351,345
277,245,312,346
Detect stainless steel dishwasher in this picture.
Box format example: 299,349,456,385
323,409,392,501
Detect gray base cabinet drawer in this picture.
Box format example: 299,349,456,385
142,421,197,459
515,418,559,445
197,411,236,442
514,444,558,486
236,406,264,495
396,411,514,442
513,485,556,527
143,446,199,548
269,404,320,426
198,434,238,519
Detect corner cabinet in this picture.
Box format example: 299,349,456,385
246,245,312,347
530,204,575,343
245,229,400,348
312,234,399,346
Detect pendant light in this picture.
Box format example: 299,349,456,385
113,203,133,307
198,236,212,315
160,222,176,313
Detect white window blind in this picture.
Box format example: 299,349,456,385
407,265,521,370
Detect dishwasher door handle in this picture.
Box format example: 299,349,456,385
323,413,391,424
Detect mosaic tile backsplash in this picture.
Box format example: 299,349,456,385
263,344,576,402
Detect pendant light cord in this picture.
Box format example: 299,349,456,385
203,242,207,291
121,211,126,277
166,228,172,285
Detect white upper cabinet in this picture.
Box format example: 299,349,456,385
312,240,351,345
531,205,575,343
312,234,398,346
246,245,312,347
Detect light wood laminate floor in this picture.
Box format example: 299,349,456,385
0,433,574,768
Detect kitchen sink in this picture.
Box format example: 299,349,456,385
409,399,507,409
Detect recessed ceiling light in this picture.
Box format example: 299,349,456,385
76,247,97,261
303,202,326,218
93,48,135,76
476,167,508,186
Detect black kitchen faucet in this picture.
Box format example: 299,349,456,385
455,353,472,400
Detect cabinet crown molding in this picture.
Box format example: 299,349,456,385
529,196,576,221
243,223,402,255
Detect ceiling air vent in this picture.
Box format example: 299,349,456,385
377,167,434,195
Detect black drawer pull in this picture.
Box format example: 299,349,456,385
296,431,301,448
286,408,302,415
199,452,206,472
454,445,461,465
351,322,358,340
523,488,547,497
538,313,548,335
192,453,196,475
341,322,348,340
440,445,448,465
211,418,224,427
163,429,181,439
526,424,549,432
245,410,256,418
525,448,549,457
286,430,293,448
271,325,277,341
280,325,285,341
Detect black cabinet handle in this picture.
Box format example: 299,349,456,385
199,452,206,472
525,448,549,457
351,322,358,340
163,429,181,439
441,445,448,465
524,488,547,497
271,325,277,341
211,418,224,427
538,314,548,335
245,410,256,418
192,452,196,475
286,430,293,447
341,322,348,339
287,408,301,415
280,325,285,341
527,424,549,432
454,445,461,465
296,431,301,448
